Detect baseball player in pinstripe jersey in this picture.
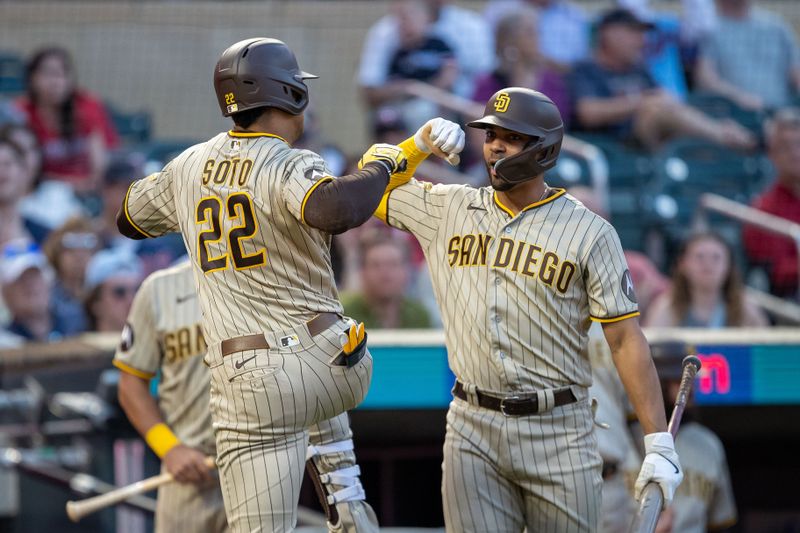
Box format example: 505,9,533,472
114,261,228,533
113,38,413,532
373,87,684,532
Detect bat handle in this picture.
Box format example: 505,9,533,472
420,124,460,166
630,483,664,533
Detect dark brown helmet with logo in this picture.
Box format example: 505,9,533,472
468,87,564,184
213,38,317,117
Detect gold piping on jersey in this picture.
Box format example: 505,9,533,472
590,311,641,323
123,181,155,238
113,359,156,380
227,131,289,145
493,188,567,218
300,176,334,225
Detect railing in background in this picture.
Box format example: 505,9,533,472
695,193,800,324
401,81,610,210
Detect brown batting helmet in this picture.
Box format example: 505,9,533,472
650,340,694,381
213,38,317,117
467,87,564,184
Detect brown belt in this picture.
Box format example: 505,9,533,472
220,312,340,357
453,380,577,416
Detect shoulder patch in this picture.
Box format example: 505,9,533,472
621,269,637,303
120,322,135,352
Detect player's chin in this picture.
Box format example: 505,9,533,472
490,175,514,192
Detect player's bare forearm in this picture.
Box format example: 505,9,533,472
602,318,667,435
118,371,166,437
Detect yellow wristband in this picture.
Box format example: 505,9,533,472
391,136,430,184
145,423,180,458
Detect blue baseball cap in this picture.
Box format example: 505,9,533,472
0,239,53,285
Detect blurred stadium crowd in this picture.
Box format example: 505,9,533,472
0,1,797,532
0,0,797,345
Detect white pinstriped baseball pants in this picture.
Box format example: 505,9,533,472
207,318,373,532
442,392,603,533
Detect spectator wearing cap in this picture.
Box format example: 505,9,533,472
0,240,58,346
43,216,101,336
646,341,738,533
84,249,142,333
340,230,431,329
743,108,800,299
569,8,755,151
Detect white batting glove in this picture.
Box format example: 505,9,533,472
634,432,683,507
413,117,465,155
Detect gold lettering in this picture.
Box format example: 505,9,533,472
476,234,492,266
239,159,253,186
460,235,476,266
213,160,231,185
164,332,176,363
447,236,461,267
539,251,559,286
520,244,542,277
556,261,576,293
493,238,515,268
177,328,191,359
196,324,206,352
201,159,214,185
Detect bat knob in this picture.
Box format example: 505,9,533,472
682,355,702,371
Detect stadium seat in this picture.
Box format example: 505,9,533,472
106,101,153,144
686,91,766,135
571,133,659,251
132,139,198,170
0,52,25,95
647,137,763,262
546,149,593,189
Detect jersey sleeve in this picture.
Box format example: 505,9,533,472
113,277,160,380
122,164,179,238
584,224,640,323
375,178,453,247
709,446,738,529
281,150,334,225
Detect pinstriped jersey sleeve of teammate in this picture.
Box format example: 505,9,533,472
113,272,160,380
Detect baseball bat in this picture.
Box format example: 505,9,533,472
66,455,216,522
420,123,460,166
628,355,702,533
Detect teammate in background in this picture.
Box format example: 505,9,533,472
373,87,682,531
114,261,227,533
648,341,738,533
115,37,458,531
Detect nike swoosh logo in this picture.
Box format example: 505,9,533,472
234,354,257,369
176,293,196,304
467,204,486,211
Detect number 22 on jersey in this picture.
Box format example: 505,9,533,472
195,191,266,273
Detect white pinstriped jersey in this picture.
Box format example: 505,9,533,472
122,132,342,348
382,181,639,392
113,261,214,452
671,423,738,532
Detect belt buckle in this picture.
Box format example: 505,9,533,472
499,395,522,417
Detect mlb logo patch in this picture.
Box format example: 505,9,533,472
227,103,238,114
280,334,300,348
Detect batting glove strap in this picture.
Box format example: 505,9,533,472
306,438,355,461
634,432,683,505
413,117,466,155
358,143,408,175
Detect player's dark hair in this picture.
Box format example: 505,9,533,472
669,231,744,326
231,107,270,129
25,46,77,140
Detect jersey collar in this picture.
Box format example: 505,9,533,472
493,188,566,218
227,131,289,145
